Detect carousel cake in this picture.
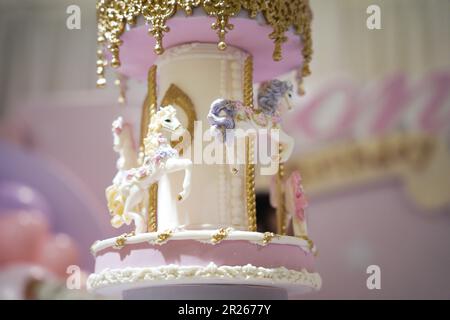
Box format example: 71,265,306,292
88,0,321,298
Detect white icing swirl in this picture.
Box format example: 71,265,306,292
87,262,322,292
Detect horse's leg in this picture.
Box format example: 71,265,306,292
179,159,192,201
123,185,146,233
140,187,150,231
227,141,240,175
165,158,192,202
228,130,248,175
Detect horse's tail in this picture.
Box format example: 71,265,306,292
105,184,118,212
106,184,126,228
207,98,236,141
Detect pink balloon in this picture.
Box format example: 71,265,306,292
35,233,80,278
0,210,49,265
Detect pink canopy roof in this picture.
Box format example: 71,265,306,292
117,16,304,83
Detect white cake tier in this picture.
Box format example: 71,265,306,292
154,43,249,231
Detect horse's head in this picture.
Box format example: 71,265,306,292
207,99,239,142
112,117,125,151
112,116,123,134
112,117,135,152
150,105,184,138
257,79,294,116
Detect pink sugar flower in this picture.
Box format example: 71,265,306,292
289,171,307,221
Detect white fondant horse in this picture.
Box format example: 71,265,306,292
111,117,138,185
105,117,137,227
106,105,192,233
207,79,295,174
270,170,308,237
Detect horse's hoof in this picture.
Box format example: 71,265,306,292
177,194,183,201
232,168,239,175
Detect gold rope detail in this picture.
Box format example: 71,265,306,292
141,65,158,232
245,136,257,232
243,56,257,232
243,55,253,108
276,143,287,235
139,66,157,145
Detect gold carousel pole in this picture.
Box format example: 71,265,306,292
140,65,158,232
276,144,286,235
244,56,257,232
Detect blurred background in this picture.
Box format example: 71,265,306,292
0,0,449,299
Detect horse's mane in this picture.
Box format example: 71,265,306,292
143,105,177,156
257,79,293,116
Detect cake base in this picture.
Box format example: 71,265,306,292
88,230,321,299
123,284,288,300
88,262,319,298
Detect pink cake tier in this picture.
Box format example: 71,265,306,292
87,230,321,297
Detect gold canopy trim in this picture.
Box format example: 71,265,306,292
96,0,313,87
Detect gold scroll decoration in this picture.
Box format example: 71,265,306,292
140,65,158,232
95,0,313,89
161,83,197,145
244,56,257,232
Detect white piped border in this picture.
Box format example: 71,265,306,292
87,262,322,293
90,230,317,256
